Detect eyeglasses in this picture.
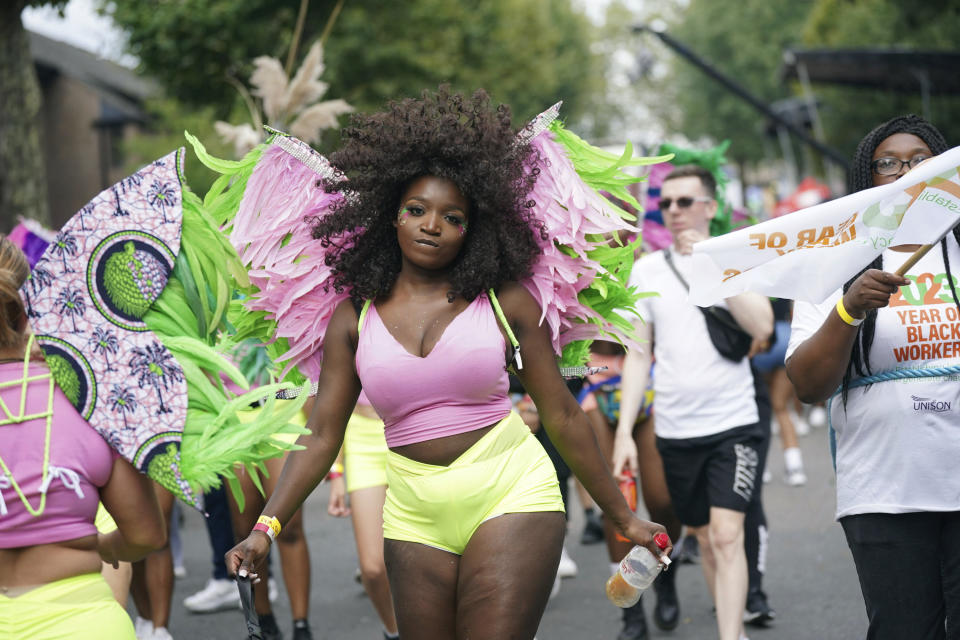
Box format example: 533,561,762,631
659,196,712,210
871,155,931,176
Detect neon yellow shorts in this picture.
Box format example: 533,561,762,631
236,404,308,446
0,573,135,639
382,411,564,555
94,503,117,534
344,413,388,493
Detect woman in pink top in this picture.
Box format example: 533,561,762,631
0,237,166,639
226,88,669,639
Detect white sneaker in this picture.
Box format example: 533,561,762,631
173,564,187,579
151,627,174,640
785,468,808,487
808,406,827,429
791,410,811,436
268,577,279,603
557,545,578,578
134,616,153,639
183,578,239,613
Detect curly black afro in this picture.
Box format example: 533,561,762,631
311,86,546,303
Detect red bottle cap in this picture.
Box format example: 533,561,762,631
653,533,670,550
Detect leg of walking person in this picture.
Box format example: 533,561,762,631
350,485,398,638
841,512,947,640
943,511,960,639
708,507,748,640
744,367,776,627
588,406,649,640
227,463,281,640
769,368,806,486
131,482,175,639
636,412,682,632
455,512,567,640
183,484,239,613
263,454,313,639
384,541,459,639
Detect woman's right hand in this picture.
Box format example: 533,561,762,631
611,429,638,477
225,532,271,583
327,476,350,517
843,269,910,317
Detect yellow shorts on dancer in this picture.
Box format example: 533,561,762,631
383,411,564,554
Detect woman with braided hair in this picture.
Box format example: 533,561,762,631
786,114,959,639
223,87,670,639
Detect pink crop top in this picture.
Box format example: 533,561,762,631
356,293,512,447
0,362,118,549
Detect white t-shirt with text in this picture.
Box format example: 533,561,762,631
787,244,960,519
631,249,758,440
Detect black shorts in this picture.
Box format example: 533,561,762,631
656,422,764,527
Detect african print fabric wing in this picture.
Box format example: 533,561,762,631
21,151,196,504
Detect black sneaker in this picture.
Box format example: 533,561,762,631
580,509,604,545
617,596,649,640
743,587,776,627
652,567,680,631
292,619,313,640
259,613,283,640
676,534,700,565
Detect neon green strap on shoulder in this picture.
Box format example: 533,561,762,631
487,289,522,370
357,300,373,334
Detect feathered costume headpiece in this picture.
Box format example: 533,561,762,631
21,151,306,509
656,140,733,237
188,103,671,386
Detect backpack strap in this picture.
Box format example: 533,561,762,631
487,289,522,371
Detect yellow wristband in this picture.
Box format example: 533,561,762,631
257,515,282,539
835,298,864,327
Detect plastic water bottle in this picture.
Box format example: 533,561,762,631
605,532,672,608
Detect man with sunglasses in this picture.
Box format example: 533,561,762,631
613,165,774,640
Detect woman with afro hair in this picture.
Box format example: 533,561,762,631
786,114,960,639
225,87,670,639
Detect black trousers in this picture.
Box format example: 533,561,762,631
745,366,772,593
841,511,960,640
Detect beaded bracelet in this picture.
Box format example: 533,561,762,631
835,298,864,327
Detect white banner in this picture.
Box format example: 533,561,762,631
689,146,960,306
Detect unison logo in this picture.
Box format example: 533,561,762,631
911,395,952,412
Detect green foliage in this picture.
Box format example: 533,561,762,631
100,0,312,115
658,0,960,166
802,0,960,158
102,0,604,135
659,0,810,164
120,97,235,196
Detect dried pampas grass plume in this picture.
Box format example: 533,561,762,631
218,40,352,155
289,99,354,144
214,121,261,157
250,56,289,123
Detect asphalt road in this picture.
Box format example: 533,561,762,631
144,421,867,640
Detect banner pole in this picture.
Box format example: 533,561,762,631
894,244,935,277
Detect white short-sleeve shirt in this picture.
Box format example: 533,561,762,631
631,249,758,440
787,244,960,519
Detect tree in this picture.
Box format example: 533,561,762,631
654,0,810,165
0,1,63,228
653,0,960,169
101,0,605,135
802,0,960,158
